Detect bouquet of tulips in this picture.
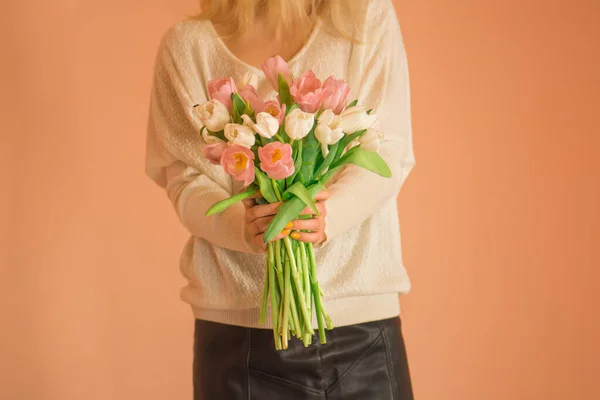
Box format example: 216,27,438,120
193,56,391,350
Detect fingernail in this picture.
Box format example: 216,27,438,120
281,230,291,235
290,232,301,240
285,222,294,229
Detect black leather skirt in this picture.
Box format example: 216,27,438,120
193,316,414,400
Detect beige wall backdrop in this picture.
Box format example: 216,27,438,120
3,0,599,399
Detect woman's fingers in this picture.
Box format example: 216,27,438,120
245,190,330,250
313,189,331,201
248,216,277,236
253,229,291,250
299,201,327,216
289,230,324,244
286,217,323,232
248,216,295,237
245,201,282,222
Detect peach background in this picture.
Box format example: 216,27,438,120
2,0,599,399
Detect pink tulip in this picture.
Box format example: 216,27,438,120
290,71,329,113
321,76,351,114
208,77,237,112
220,145,255,186
262,100,286,125
258,142,294,180
239,85,265,114
261,55,293,91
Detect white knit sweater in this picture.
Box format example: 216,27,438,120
144,0,415,328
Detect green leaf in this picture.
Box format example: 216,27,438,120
300,124,319,184
315,147,324,171
330,147,391,178
278,73,292,109
255,168,279,203
285,103,299,116
313,141,340,179
263,183,325,243
205,186,259,216
347,99,358,108
231,93,247,124
285,140,302,187
281,182,319,215
211,129,227,142
366,108,374,115
273,179,284,199
243,103,255,118
334,129,367,160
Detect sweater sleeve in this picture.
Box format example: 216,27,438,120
144,27,258,254
321,1,415,245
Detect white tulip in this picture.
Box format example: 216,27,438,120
224,123,256,148
241,113,279,139
359,128,384,152
236,71,258,90
340,106,378,133
285,108,315,140
193,99,231,132
318,108,336,126
315,109,345,157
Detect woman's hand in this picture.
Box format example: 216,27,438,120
242,190,331,253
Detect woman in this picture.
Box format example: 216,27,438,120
145,0,416,398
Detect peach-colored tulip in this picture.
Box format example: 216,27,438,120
261,55,293,91
239,85,264,114
208,77,237,112
258,142,294,180
220,145,255,186
202,142,228,165
321,76,351,114
262,100,286,124
290,71,328,113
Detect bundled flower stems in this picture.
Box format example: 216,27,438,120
195,56,391,350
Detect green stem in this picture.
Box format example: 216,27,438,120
283,237,313,333
288,282,302,338
271,179,283,202
300,242,310,312
307,243,327,343
303,333,312,347
294,243,308,334
274,240,284,296
281,255,292,348
259,244,273,325
269,245,282,350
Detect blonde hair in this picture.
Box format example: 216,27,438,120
187,0,364,43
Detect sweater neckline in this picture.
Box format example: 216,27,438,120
204,17,323,74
